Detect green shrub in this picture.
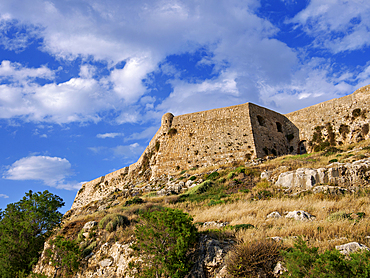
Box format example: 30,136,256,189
99,214,129,232
155,141,160,152
189,176,196,181
205,171,220,180
187,180,213,195
179,180,229,203
256,190,272,199
232,224,254,231
227,172,236,179
125,197,144,206
324,146,342,156
235,166,245,174
282,237,370,277
357,212,366,219
131,207,197,278
256,179,269,189
180,170,186,175
218,177,226,183
329,159,338,163
226,239,283,277
82,241,97,257
327,211,352,221
207,200,225,206
44,236,81,278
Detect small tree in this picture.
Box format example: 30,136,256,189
44,236,81,278
0,190,64,277
131,207,197,278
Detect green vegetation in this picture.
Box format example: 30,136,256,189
124,196,144,206
189,176,196,181
205,171,220,180
44,236,81,278
179,180,229,203
282,237,370,277
0,190,64,278
98,214,129,232
131,207,197,278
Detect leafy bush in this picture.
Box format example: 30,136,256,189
282,237,370,277
124,197,144,206
329,159,338,163
98,214,129,232
180,170,186,175
226,239,284,277
44,236,81,278
131,207,197,278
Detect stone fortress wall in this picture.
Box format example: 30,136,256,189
72,85,370,209
286,85,370,152
149,103,299,177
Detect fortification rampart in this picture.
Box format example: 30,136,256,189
72,85,370,209
286,85,370,152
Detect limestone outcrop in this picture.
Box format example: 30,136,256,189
275,158,370,193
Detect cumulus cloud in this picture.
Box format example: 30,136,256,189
0,0,369,123
3,155,80,190
96,132,124,139
0,194,9,198
290,0,370,53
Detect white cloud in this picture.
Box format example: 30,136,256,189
124,125,159,142
0,194,9,198
290,0,370,53
97,132,124,139
0,0,368,124
112,143,145,158
3,155,80,190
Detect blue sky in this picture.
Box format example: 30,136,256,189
1,0,370,213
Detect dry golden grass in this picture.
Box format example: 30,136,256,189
178,194,370,251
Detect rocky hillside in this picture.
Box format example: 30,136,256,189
34,139,370,277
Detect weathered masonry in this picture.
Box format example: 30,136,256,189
72,85,370,209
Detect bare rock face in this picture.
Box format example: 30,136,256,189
275,158,370,193
266,211,282,219
335,242,370,255
186,235,232,278
83,221,98,230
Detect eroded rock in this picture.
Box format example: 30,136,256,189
285,210,315,221
335,242,370,255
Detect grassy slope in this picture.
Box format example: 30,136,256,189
59,139,370,268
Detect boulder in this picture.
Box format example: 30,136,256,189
203,221,229,228
285,210,315,221
266,211,282,219
83,221,98,230
275,158,370,193
335,242,370,255
261,170,272,180
273,261,287,277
